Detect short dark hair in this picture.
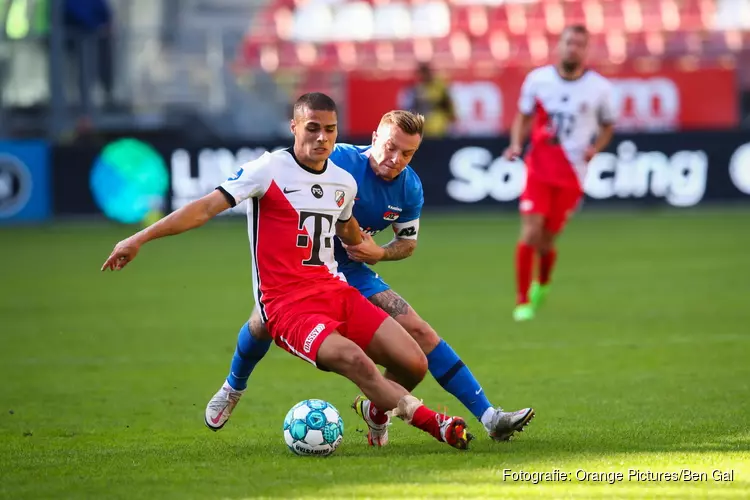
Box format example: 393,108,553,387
293,92,337,118
563,24,589,37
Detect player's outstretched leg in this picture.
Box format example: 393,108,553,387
369,289,534,441
319,323,472,450
532,245,555,311
205,308,271,430
530,187,581,314
514,213,545,321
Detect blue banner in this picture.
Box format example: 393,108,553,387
0,140,50,223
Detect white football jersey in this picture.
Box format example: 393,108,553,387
519,65,616,186
217,149,357,322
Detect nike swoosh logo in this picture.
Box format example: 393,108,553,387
283,188,300,194
210,408,225,425
475,388,483,395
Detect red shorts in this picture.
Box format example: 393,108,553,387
519,176,583,233
265,285,388,369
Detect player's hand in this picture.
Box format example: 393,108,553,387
101,236,141,271
584,146,598,163
502,143,523,161
343,232,384,265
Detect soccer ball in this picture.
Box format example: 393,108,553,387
283,399,344,456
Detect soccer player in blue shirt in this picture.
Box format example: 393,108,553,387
205,111,534,444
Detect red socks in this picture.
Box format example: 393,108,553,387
409,405,443,441
518,243,558,302
369,404,389,425
539,249,557,285
516,243,534,304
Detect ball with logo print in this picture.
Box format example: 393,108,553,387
283,399,344,456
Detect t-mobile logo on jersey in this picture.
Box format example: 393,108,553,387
296,211,334,266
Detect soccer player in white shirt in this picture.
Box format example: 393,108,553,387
503,25,616,322
101,93,472,450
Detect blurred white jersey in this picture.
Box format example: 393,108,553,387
216,148,358,322
519,65,616,188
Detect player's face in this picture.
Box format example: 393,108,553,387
370,124,421,181
559,30,588,71
290,107,338,165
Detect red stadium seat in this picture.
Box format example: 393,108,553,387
601,1,627,32
626,31,652,58
234,0,744,73
486,5,511,33
639,0,665,31
561,0,587,27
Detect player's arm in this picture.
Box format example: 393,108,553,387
380,237,417,262
102,155,271,272
346,185,423,264
344,230,415,265
585,122,614,162
336,216,363,246
503,73,536,160
100,191,231,271
506,113,533,158
379,212,421,261
335,188,362,246
585,82,617,161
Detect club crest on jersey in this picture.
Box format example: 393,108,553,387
335,190,345,207
382,211,400,222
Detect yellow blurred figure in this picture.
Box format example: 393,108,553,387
401,63,456,138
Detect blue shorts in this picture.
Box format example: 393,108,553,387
340,263,391,298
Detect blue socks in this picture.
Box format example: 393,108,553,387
226,322,272,391
426,340,492,422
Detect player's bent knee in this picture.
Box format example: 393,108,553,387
406,320,441,354
411,350,428,380
248,310,271,341
319,335,378,381
538,232,557,254
370,317,427,385
521,227,543,247
396,338,428,382
520,215,545,247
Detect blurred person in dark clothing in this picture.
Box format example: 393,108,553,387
64,0,115,111
400,63,456,138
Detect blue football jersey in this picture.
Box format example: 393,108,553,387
331,143,424,269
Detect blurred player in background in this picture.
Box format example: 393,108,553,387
400,63,457,138
503,25,616,322
103,93,472,450
206,110,534,445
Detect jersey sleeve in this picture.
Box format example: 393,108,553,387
338,184,357,223
597,80,617,125
518,71,537,115
392,174,423,240
215,152,273,206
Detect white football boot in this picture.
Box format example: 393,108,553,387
204,381,245,431
352,395,390,446
485,407,535,441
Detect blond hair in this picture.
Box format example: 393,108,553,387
379,110,425,137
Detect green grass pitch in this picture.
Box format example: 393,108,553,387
1,207,749,499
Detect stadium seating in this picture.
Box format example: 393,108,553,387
238,0,750,71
